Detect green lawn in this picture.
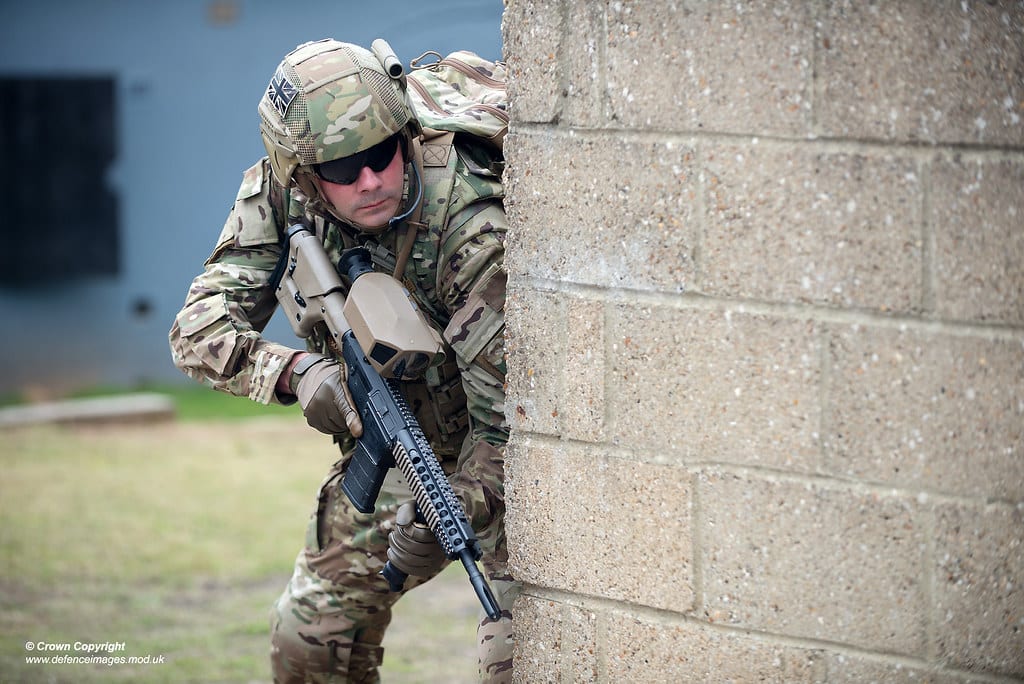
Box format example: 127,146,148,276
0,392,478,683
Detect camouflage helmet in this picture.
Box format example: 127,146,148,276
258,38,420,190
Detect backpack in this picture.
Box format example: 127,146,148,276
406,51,508,153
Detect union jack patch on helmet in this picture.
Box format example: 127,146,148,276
266,67,298,117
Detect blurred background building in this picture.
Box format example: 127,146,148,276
0,0,504,398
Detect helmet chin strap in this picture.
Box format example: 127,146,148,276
388,159,424,278
388,158,423,231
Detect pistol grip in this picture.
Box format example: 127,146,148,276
380,561,408,592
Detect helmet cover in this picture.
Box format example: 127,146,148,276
258,38,418,188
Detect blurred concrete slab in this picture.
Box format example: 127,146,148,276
0,393,176,428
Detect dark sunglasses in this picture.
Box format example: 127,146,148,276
313,135,400,185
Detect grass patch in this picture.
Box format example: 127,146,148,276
0,419,326,683
0,419,478,683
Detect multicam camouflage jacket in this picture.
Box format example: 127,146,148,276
168,132,507,531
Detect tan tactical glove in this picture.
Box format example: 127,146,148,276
290,353,363,437
387,501,447,577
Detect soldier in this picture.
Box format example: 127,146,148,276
168,38,514,683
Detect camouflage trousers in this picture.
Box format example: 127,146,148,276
270,461,517,683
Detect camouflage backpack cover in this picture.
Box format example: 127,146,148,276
406,51,508,153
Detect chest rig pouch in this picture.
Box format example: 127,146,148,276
401,350,469,460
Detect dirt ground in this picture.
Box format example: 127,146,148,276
0,417,482,683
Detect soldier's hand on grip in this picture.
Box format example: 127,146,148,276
386,501,446,577
291,353,364,437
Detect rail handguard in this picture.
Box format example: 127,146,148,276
274,224,500,620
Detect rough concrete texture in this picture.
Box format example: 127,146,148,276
502,1,1024,681
505,436,694,612
933,501,1024,675
930,156,1024,324
599,610,822,683
512,595,598,682
605,1,815,137
827,324,1024,500
501,0,562,124
504,131,699,294
607,305,823,471
814,653,974,684
505,286,565,438
699,470,928,655
505,287,607,442
702,143,923,311
816,1,1024,146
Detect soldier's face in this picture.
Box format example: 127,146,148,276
318,144,405,231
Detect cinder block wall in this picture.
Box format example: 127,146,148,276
500,2,1023,681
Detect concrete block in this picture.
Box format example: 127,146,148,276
604,0,813,136
505,286,606,441
502,0,563,123
607,305,823,472
933,501,1024,677
826,324,1024,500
511,595,597,683
930,156,1024,324
600,611,823,682
0,393,176,427
505,286,564,437
561,296,606,442
505,436,694,612
562,2,606,128
699,470,928,655
702,142,923,312
821,653,969,683
816,1,1024,145
503,130,699,293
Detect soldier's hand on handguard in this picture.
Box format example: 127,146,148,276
387,501,446,577
290,353,364,437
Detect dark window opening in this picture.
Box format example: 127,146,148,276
0,76,118,284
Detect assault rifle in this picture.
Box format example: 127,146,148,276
274,224,500,620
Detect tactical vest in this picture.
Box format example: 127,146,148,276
293,132,504,460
